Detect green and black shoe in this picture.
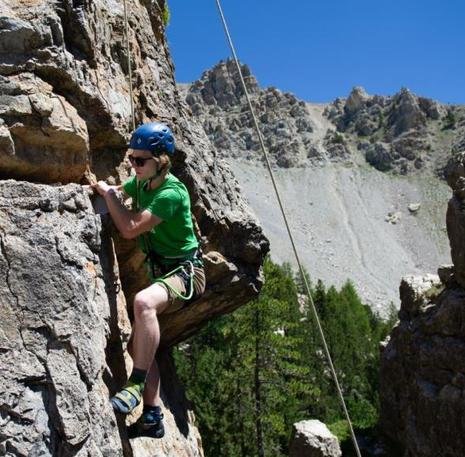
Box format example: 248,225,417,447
110,382,144,415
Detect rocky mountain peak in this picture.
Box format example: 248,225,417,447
183,63,464,176
187,59,259,112
388,87,428,135
183,61,327,167
337,86,441,135
344,86,371,114
326,85,461,175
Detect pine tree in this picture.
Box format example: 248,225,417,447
174,260,396,456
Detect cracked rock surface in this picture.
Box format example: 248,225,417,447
379,154,465,456
0,181,123,456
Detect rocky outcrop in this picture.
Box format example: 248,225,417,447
289,420,341,457
0,1,268,456
0,181,207,457
445,151,465,288
0,73,88,183
379,151,465,456
183,63,464,177
388,88,428,136
379,274,465,457
344,86,371,116
181,59,320,167
331,87,454,175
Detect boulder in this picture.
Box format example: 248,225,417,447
408,202,421,213
384,211,402,224
289,420,341,457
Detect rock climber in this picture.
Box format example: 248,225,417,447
92,121,205,438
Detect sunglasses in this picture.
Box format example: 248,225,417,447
128,155,154,167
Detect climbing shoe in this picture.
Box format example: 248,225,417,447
110,382,143,414
127,411,165,439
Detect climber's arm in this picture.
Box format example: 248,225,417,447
93,181,162,239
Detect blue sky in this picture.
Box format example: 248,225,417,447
166,0,464,104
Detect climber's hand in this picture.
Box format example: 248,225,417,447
92,180,111,197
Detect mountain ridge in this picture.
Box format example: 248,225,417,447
179,59,462,312
180,59,464,175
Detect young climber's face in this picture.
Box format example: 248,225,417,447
127,149,159,179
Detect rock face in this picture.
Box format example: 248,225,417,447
445,151,465,288
379,276,465,457
289,420,341,457
0,181,125,456
379,152,465,456
0,73,89,183
0,1,268,456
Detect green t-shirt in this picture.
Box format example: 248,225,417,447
123,173,198,258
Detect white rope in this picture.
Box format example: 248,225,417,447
122,0,136,131
214,2,362,456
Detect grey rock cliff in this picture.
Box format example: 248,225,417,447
0,181,124,457
0,1,268,456
379,276,465,457
379,151,465,456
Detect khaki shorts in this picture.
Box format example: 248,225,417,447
156,265,206,314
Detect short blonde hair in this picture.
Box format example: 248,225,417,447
158,153,172,176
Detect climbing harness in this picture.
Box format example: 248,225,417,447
155,262,194,301
147,249,202,302
214,1,362,456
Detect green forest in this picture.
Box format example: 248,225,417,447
174,259,397,457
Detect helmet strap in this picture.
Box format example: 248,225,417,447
143,160,167,191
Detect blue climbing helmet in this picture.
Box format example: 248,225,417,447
129,122,175,155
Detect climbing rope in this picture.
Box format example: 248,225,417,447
214,1,363,456
122,0,136,131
